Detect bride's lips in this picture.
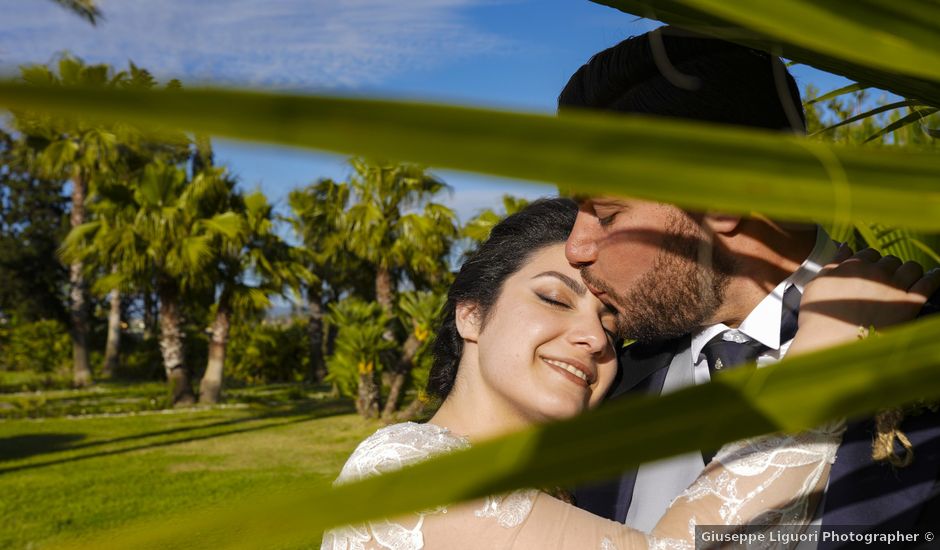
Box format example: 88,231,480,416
540,356,596,387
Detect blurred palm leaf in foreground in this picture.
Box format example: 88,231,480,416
0,83,938,231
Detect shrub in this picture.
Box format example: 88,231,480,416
0,318,71,373
325,298,395,399
226,317,311,385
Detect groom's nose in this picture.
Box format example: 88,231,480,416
566,210,599,266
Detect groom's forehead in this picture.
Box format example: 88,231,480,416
572,195,660,212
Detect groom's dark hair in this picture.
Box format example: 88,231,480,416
558,26,806,132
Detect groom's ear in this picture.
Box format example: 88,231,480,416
455,302,482,342
702,213,742,235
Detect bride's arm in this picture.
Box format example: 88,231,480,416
649,248,940,545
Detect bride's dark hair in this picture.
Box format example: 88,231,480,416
427,197,578,399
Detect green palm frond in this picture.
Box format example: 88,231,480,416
594,0,940,106
199,211,245,240
805,83,870,106
3,83,937,229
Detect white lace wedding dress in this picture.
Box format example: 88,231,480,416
321,421,843,550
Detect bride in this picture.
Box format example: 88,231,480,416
322,198,938,549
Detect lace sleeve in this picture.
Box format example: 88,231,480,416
648,420,846,547
322,421,844,550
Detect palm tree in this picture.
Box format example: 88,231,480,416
461,194,530,249
52,62,188,379
287,178,366,383
49,0,101,25
325,297,396,418
13,56,127,387
60,183,137,378
64,161,238,405
345,158,457,313
344,158,458,414
198,190,310,404
394,290,447,420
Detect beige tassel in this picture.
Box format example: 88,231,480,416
872,408,913,468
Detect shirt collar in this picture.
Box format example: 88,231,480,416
690,227,837,361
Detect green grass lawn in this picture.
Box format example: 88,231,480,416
0,391,381,549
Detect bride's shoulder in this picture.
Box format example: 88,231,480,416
335,422,470,485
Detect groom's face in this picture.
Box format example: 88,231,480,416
566,197,733,342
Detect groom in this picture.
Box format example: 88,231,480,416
559,28,940,545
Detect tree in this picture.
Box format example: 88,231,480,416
804,85,940,269
460,194,530,257
12,56,127,387
63,161,238,405
199,190,310,404
288,178,370,384
344,158,458,414
394,290,446,420
325,297,396,418
54,62,189,378
49,0,101,25
345,158,457,313
0,130,69,325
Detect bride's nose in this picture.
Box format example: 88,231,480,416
567,316,608,356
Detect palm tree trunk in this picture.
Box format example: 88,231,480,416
68,167,92,387
307,285,326,383
157,281,195,406
382,332,419,419
102,286,121,377
357,365,380,419
375,267,394,313
199,300,230,404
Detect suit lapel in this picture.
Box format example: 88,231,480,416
573,337,684,522
611,336,687,398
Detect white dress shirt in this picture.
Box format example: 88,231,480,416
624,228,838,545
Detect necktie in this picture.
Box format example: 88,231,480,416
700,285,801,463
701,285,802,376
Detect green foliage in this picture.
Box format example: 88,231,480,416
50,0,102,25
396,291,447,403
325,298,395,398
0,318,71,374
345,158,458,290
225,318,312,385
0,130,69,323
460,194,530,257
805,85,940,267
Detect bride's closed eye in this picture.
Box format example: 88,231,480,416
535,292,571,309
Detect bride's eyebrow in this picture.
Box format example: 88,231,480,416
531,271,586,296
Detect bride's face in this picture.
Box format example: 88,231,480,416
460,243,619,423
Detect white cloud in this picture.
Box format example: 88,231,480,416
0,0,509,88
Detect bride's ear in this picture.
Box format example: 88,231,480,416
455,302,482,342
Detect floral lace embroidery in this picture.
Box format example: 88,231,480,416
322,421,844,550
473,490,537,527
674,420,844,528
322,422,471,550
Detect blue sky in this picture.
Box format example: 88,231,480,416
1,0,850,224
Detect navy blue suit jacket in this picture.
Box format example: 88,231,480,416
574,292,940,546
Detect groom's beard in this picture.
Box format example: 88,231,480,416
580,214,735,343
